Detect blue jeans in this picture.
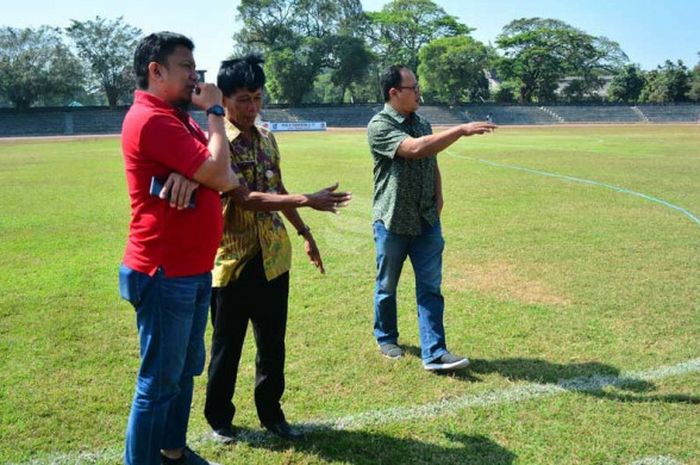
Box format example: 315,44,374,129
373,220,447,363
119,264,211,465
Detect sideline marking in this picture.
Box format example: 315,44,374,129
628,457,684,465
11,357,699,464
445,151,700,229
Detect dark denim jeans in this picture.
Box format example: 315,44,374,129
373,220,447,363
119,264,211,465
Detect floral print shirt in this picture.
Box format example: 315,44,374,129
212,119,292,287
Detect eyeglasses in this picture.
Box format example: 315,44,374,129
397,84,420,92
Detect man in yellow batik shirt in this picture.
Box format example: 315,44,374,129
204,54,352,443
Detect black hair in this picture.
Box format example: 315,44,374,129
217,54,266,97
133,32,195,90
380,65,408,102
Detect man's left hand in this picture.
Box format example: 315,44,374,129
304,236,325,274
161,172,199,210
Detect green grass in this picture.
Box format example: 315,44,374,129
0,125,699,464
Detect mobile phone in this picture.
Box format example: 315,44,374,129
150,176,196,209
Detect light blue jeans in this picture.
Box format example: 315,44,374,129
119,264,211,465
373,220,448,363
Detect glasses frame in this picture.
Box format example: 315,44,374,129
396,84,420,92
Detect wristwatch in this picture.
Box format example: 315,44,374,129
206,104,225,117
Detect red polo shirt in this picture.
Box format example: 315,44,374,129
121,90,223,277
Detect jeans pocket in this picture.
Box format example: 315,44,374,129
119,263,151,308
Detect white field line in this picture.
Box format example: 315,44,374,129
629,456,685,465
445,151,700,229
9,357,699,465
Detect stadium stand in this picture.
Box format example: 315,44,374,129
543,105,642,123
1,104,698,137
464,105,558,125
636,104,700,123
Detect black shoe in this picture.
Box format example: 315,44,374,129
211,425,236,444
264,420,304,440
161,446,221,465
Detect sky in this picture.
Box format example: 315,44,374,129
3,0,699,83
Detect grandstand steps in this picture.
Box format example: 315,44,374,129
540,106,565,123
632,106,650,122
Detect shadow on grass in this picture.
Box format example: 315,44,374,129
391,345,698,404
467,357,700,405
238,427,516,465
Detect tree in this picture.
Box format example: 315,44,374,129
496,18,627,103
0,26,84,109
265,42,325,104
688,53,700,102
417,35,489,104
639,60,691,103
234,0,371,103
608,64,646,103
326,35,374,102
367,0,471,72
66,16,142,108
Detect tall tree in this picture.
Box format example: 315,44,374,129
66,16,142,108
0,26,84,109
496,18,627,103
418,35,489,104
235,0,370,103
688,53,700,102
367,0,471,72
608,64,646,103
639,60,691,103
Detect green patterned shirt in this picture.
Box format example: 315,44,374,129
367,104,439,235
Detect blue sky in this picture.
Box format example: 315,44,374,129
4,0,699,82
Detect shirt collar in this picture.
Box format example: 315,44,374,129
383,103,414,124
224,117,264,142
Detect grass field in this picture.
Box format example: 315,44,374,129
0,125,698,465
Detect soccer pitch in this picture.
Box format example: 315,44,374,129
0,125,698,465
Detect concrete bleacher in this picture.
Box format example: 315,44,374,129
636,104,700,123
544,105,642,123
1,104,698,137
464,105,557,125
415,106,468,125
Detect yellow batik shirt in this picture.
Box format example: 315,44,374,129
212,119,292,287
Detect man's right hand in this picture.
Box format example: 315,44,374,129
304,182,352,213
460,121,497,136
191,83,223,111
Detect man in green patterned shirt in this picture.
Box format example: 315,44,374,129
367,65,496,371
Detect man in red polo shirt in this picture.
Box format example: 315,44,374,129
119,31,238,465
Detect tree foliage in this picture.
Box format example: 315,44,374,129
688,53,700,102
66,16,142,108
608,64,646,103
639,60,691,103
235,0,371,103
367,0,471,72
0,26,83,109
418,35,489,104
496,18,627,103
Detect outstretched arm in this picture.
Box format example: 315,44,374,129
396,121,496,160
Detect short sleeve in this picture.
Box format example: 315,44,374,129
140,115,210,178
368,117,410,159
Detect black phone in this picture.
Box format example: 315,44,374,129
150,176,196,209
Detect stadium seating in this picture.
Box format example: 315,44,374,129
1,104,698,137
543,106,642,123
636,104,700,123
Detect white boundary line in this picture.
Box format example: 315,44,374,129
628,457,685,465
10,357,699,465
445,151,700,229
